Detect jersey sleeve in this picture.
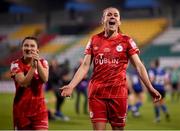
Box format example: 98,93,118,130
127,38,140,56
10,61,23,78
40,59,49,69
84,38,93,55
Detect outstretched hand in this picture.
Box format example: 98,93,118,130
60,85,73,97
149,88,162,103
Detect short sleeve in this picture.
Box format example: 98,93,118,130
41,59,49,69
10,62,22,78
84,38,93,55
127,38,140,56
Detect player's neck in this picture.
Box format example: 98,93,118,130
104,30,118,38
23,57,32,65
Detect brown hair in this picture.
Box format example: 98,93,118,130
102,7,121,20
22,36,39,48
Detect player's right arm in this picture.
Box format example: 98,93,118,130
11,60,37,87
15,67,36,87
130,54,161,102
61,54,91,97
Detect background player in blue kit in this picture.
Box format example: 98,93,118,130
130,70,145,117
148,59,170,122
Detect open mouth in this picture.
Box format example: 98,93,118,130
25,50,31,54
109,21,116,25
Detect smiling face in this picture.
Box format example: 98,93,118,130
22,38,38,59
102,7,121,32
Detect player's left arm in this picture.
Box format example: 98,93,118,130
130,54,161,102
31,50,49,83
37,60,49,83
139,79,146,92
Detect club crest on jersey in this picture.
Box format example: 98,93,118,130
116,45,123,52
93,46,99,51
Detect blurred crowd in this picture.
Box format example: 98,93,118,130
45,58,89,121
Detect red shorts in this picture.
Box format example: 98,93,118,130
13,111,48,130
89,97,128,127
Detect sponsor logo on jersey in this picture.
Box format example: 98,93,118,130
93,46,99,51
95,53,119,65
116,45,123,52
103,47,110,52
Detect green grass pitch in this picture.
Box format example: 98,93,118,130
0,92,180,130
